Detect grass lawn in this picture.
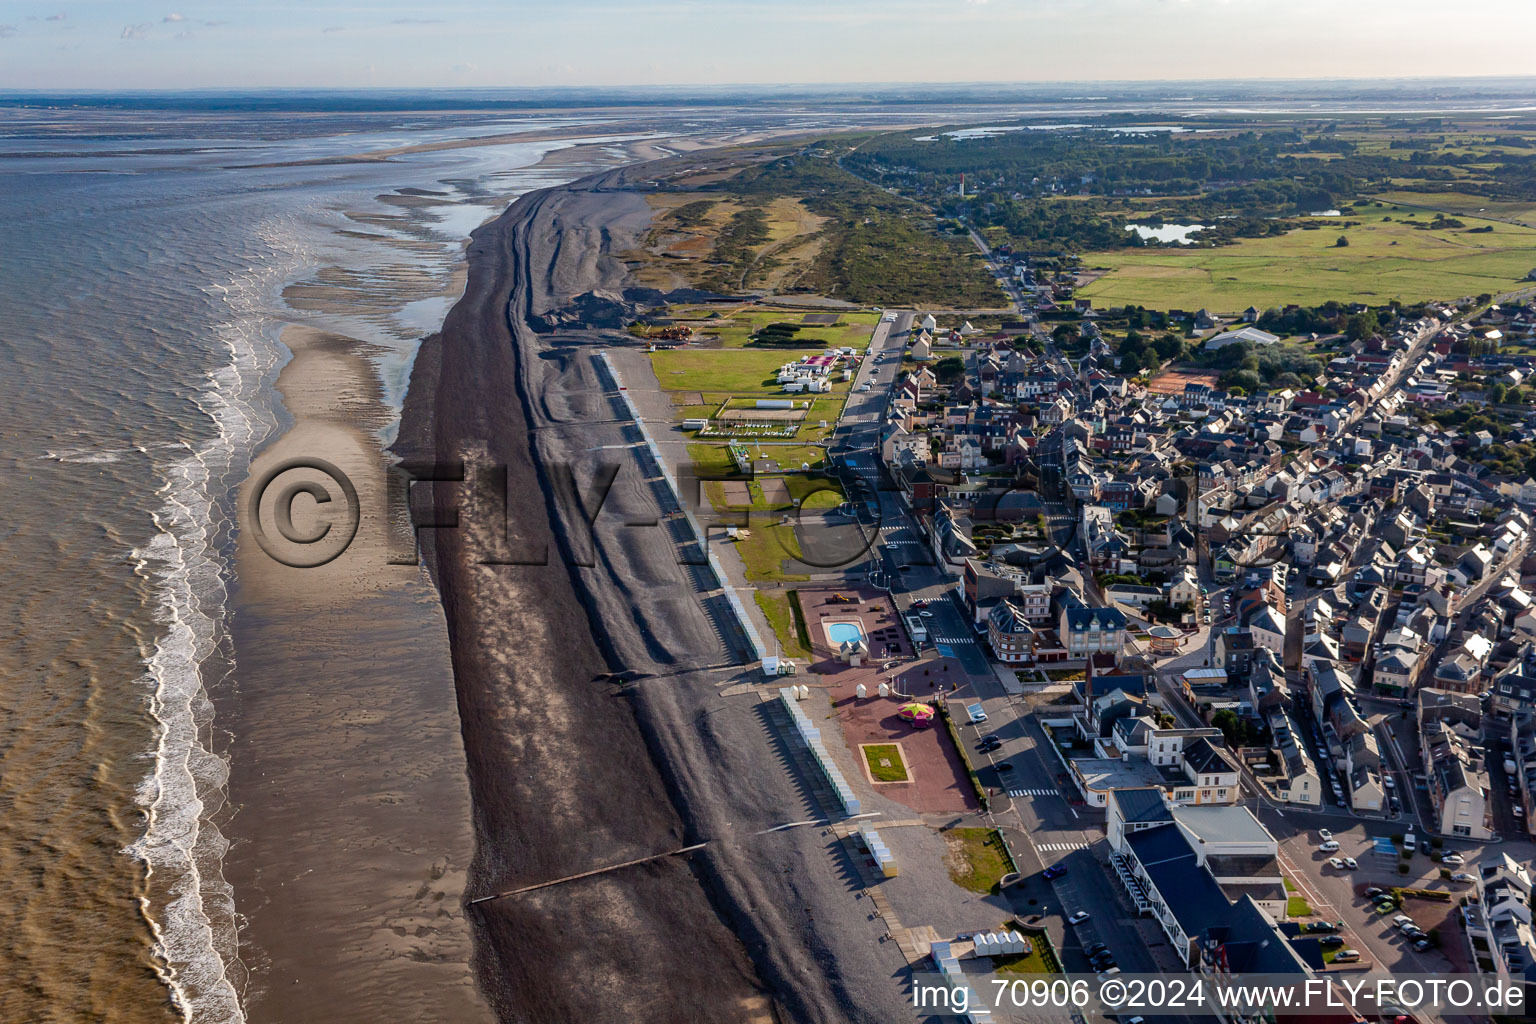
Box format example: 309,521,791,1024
651,347,815,392
687,442,738,478
1287,896,1314,918
1044,668,1086,682
1284,877,1298,893
993,942,1053,974
787,474,845,508
730,521,808,582
945,827,1013,894
754,589,810,659
1078,200,1536,310
862,743,910,783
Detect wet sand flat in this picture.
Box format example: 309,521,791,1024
227,324,487,1024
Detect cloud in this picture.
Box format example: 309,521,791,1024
391,18,444,24
46,13,67,21
163,13,185,22
203,20,228,27
452,62,477,73
174,30,193,39
0,24,17,37
120,22,151,39
322,25,345,32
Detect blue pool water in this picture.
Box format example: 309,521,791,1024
827,622,866,645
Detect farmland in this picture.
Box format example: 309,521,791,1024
1078,201,1536,311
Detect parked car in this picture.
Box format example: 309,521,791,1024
1318,829,1334,841
1441,853,1464,866
1307,921,1339,934
1097,968,1121,981
1392,915,1414,928
1364,887,1387,899
1318,936,1345,948
1451,872,1475,883
995,761,1015,775
1413,939,1433,952
1085,941,1108,957
1069,911,1091,925
1343,856,1358,870
1319,840,1341,852
1091,953,1117,970
1332,950,1361,963
1328,857,1346,870
978,736,1002,752
1043,863,1068,880
966,704,988,724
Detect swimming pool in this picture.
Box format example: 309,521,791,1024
826,621,866,645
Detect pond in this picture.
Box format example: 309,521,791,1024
1125,222,1209,244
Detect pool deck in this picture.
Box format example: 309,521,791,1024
795,586,977,814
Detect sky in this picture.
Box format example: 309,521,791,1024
2,0,1535,91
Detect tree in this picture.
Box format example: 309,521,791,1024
1211,709,1242,747
1335,235,1350,248
1489,382,1508,405
1345,311,1380,340
935,355,966,383
1153,333,1185,361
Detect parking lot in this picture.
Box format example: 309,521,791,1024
1275,821,1470,972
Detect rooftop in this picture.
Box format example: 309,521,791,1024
1174,803,1275,847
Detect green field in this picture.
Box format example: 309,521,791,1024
651,347,819,392
728,520,808,582
1372,190,1536,228
663,307,880,350
945,827,1013,894
753,589,811,659
1078,202,1536,310
862,743,910,783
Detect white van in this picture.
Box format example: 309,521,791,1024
1403,833,1417,853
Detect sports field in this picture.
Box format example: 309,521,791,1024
1077,201,1536,311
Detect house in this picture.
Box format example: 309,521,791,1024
1466,855,1536,982
1422,716,1493,839
986,598,1037,666
1244,602,1287,659
1266,711,1321,806
1167,565,1201,611
1213,628,1256,680
1058,596,1128,660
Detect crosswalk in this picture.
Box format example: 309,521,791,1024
1038,842,1090,853
1008,788,1060,798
